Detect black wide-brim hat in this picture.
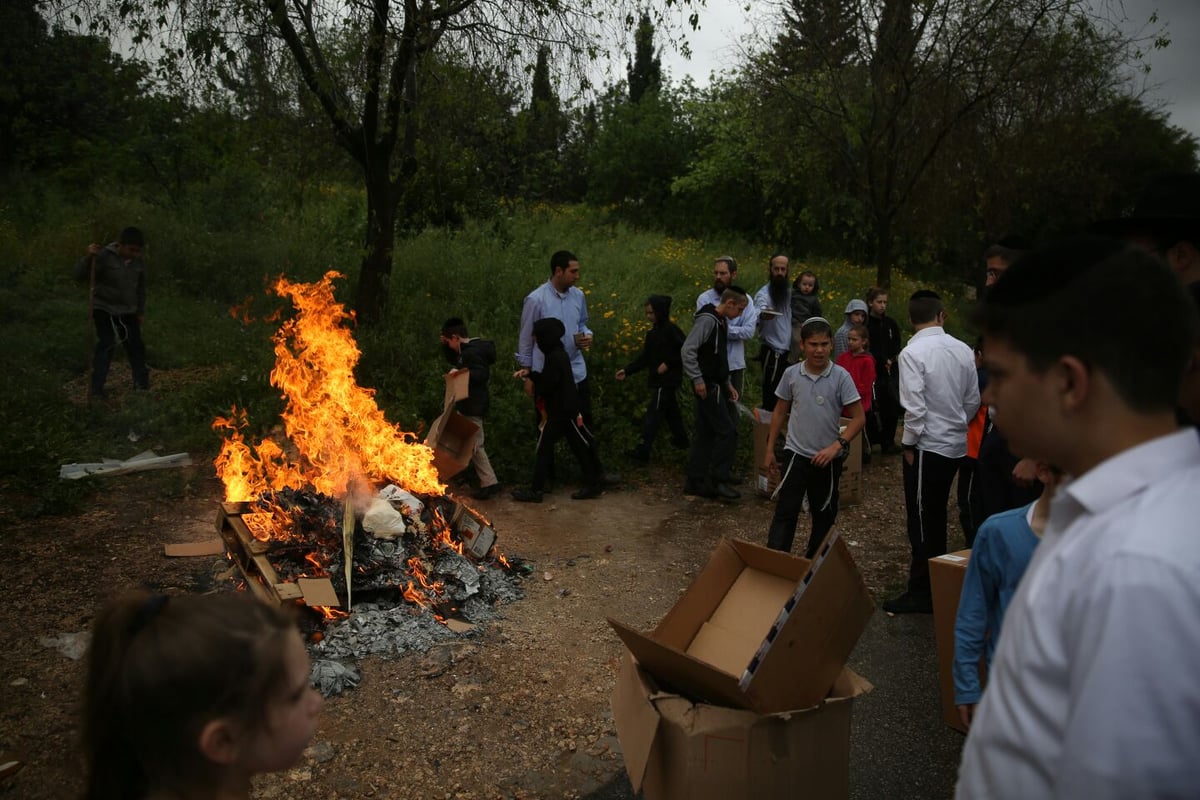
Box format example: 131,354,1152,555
1092,172,1200,243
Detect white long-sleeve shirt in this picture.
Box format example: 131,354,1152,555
898,326,979,458
957,429,1200,799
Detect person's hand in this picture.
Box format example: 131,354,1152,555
764,450,777,472
957,703,977,729
86,243,101,257
728,383,739,403
812,442,841,468
574,414,584,428
615,369,626,381
574,333,593,350
656,362,668,375
1011,457,1038,486
903,447,915,467
512,368,530,379
694,383,707,400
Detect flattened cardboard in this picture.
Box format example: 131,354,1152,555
298,577,340,608
609,535,873,714
612,653,873,800
426,411,480,480
930,549,974,734
164,538,226,557
752,407,780,498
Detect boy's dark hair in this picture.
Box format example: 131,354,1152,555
799,316,834,340
909,290,944,325
793,270,820,293
848,322,869,343
721,285,749,305
974,235,1198,413
865,286,888,304
119,227,145,247
550,250,577,275
715,255,738,274
983,234,1031,265
441,317,469,338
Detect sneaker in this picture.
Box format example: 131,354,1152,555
509,487,544,503
571,485,604,500
882,592,933,615
714,483,741,500
683,479,717,498
472,484,501,500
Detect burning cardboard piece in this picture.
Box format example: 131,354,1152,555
424,371,480,481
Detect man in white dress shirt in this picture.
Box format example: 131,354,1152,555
956,236,1200,799
885,290,981,614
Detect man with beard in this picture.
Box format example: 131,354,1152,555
753,252,793,411
696,257,758,469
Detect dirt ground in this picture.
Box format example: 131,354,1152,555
0,447,922,799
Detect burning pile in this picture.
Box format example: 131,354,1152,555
211,273,523,689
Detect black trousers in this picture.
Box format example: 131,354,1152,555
903,449,963,597
91,310,148,395
687,382,735,485
632,386,688,457
871,368,900,449
760,350,791,412
766,450,842,557
532,416,602,491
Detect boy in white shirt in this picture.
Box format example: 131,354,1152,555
956,236,1200,799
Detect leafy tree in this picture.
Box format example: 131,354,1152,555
748,0,1172,287
41,0,702,324
627,11,663,103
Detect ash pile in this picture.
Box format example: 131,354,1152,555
245,485,530,696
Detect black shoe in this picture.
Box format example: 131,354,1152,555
571,485,604,500
726,474,746,486
883,592,933,615
510,487,544,503
683,480,717,498
472,484,501,500
624,448,650,463
671,438,690,450
714,483,741,500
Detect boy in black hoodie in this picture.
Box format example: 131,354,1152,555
440,318,501,500
615,295,689,461
511,317,605,502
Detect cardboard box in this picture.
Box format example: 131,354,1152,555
612,654,872,800
608,535,874,714
426,411,479,480
751,411,863,506
929,549,976,734
839,416,863,507
751,407,779,498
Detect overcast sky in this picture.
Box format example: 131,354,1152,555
657,0,1200,141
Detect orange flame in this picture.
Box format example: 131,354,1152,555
213,272,445,503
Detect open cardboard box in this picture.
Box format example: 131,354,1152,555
608,534,874,715
613,653,872,800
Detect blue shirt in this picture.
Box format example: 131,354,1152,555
753,283,792,353
696,288,758,371
516,280,591,383
952,503,1040,705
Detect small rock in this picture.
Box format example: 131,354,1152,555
543,572,553,582
307,740,336,764
10,677,28,686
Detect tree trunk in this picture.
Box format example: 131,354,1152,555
874,216,894,290
355,171,397,325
